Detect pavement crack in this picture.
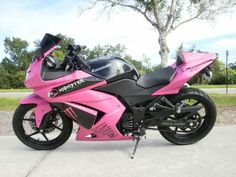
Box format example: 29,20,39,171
25,151,51,177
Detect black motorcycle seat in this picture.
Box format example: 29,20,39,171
137,66,176,88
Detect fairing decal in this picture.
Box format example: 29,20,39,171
53,102,97,129
49,76,103,97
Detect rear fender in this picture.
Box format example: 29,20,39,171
20,94,52,128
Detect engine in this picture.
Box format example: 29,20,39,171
117,112,134,134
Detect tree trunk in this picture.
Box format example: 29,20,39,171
158,33,169,68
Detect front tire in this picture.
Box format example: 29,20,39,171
159,88,217,145
13,104,73,150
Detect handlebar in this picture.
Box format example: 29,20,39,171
63,44,90,71
75,55,91,70
67,44,86,54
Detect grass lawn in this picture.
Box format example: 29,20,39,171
0,94,235,111
210,94,236,106
0,97,23,111
192,84,236,89
0,89,32,92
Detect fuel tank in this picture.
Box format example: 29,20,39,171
87,56,139,80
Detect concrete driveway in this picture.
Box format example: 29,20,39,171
0,126,235,177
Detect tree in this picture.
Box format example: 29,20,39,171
82,43,159,74
49,34,75,60
3,37,29,69
82,44,127,59
87,0,236,67
56,34,75,54
229,62,236,70
209,59,226,84
0,37,33,88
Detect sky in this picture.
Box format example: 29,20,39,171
0,0,236,65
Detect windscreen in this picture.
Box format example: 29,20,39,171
31,33,61,63
39,33,61,54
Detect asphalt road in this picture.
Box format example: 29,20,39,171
0,126,235,177
0,88,236,97
202,88,236,94
0,92,32,97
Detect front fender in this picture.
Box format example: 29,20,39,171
20,94,52,128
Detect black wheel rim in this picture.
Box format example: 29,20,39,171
165,96,210,139
21,107,67,145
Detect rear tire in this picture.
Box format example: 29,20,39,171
13,104,73,150
159,88,216,145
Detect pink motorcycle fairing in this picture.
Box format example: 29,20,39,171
21,36,216,141
21,45,133,141
152,52,216,95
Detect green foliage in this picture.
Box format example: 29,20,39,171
56,34,75,54
227,69,236,84
50,34,76,60
0,37,33,88
82,44,127,59
229,62,236,70
52,50,65,61
210,59,225,84
0,66,11,88
136,0,153,11
124,55,144,73
190,0,200,4
4,37,29,67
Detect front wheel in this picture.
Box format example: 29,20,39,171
159,88,217,145
13,104,73,150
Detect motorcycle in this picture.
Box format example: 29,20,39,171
12,33,217,158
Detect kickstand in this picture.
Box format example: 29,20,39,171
131,136,141,159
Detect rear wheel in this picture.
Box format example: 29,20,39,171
159,88,216,145
13,104,73,150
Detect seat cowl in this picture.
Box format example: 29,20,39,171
137,66,176,88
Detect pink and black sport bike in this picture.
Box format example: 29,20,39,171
13,34,217,158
